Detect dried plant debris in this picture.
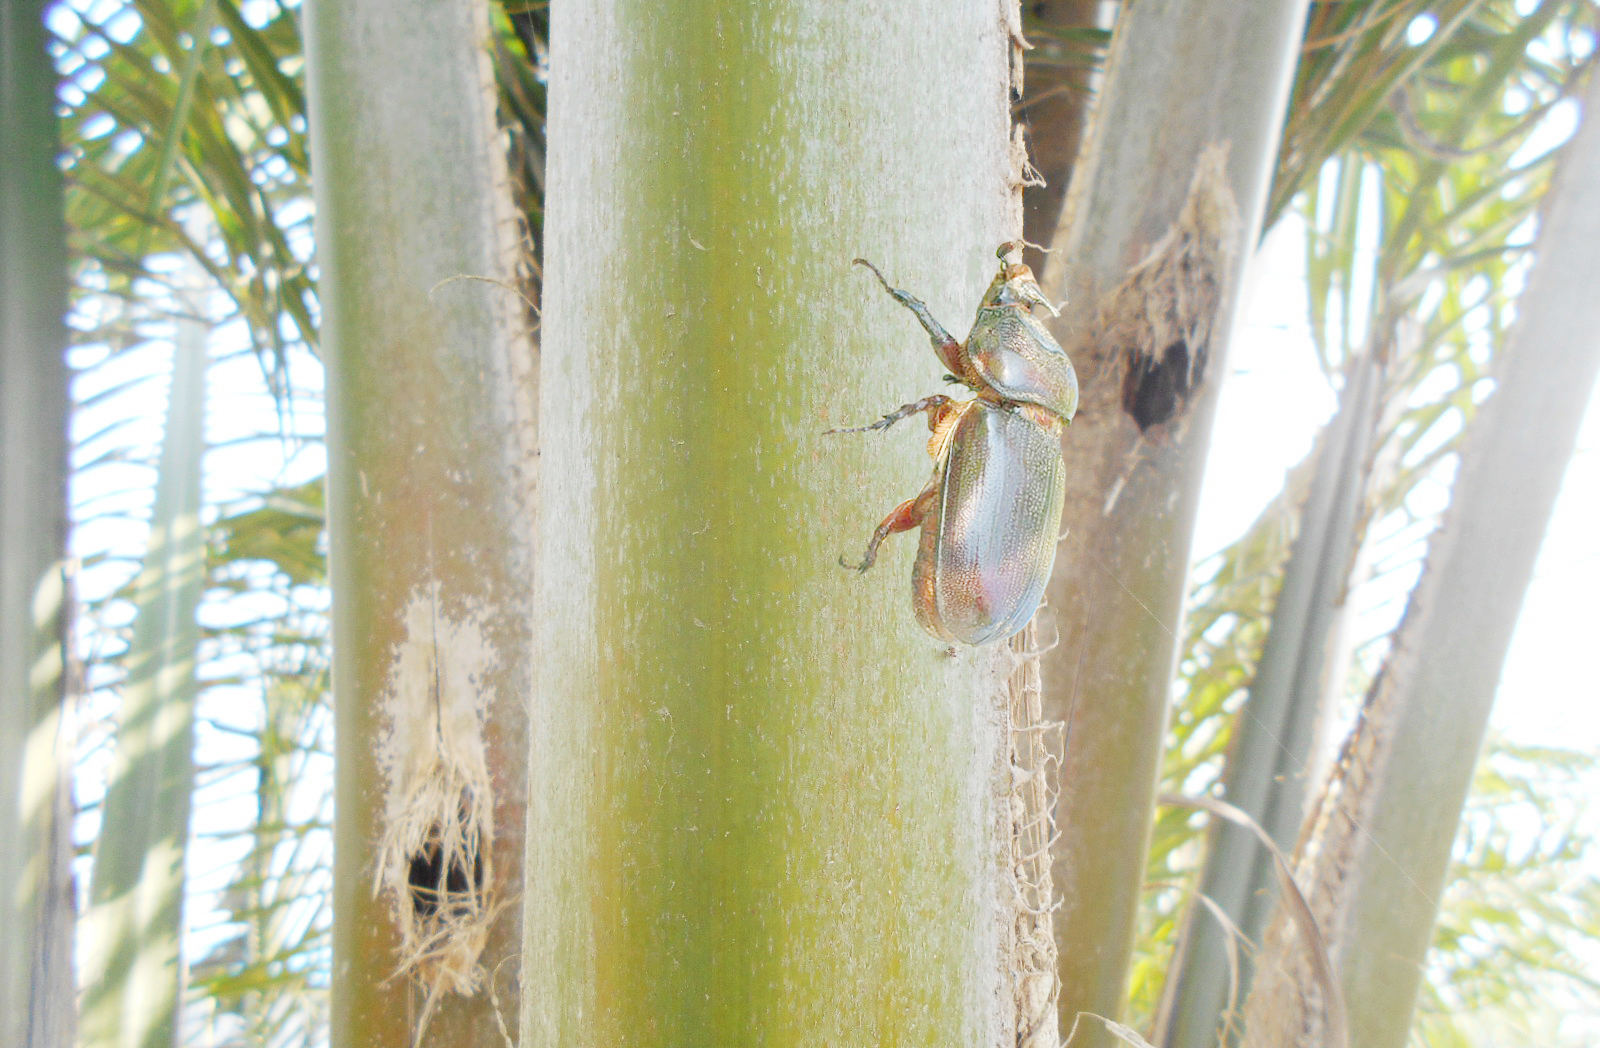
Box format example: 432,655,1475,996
1062,1011,1160,1048
1005,624,1066,1048
374,593,501,1041
1012,124,1048,192
1102,143,1240,434
1006,0,1031,99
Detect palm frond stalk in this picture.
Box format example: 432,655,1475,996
1154,5,1597,1042
1155,344,1380,1048
79,261,209,1048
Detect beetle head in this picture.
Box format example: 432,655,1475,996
982,247,1060,318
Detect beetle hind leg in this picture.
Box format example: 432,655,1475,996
841,483,938,573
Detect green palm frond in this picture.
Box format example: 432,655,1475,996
57,0,315,386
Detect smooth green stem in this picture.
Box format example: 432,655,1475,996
526,2,1027,1044
1332,64,1600,1048
81,261,208,1048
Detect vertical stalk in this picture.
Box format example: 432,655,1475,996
81,268,208,1048
1035,2,1312,1042
1242,66,1600,1048
526,1,1027,1044
1019,0,1107,278
304,0,537,1044
0,3,75,1044
1157,348,1381,1048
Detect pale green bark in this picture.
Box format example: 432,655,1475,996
0,3,75,1045
304,0,536,1044
80,279,208,1048
1241,67,1600,1048
525,2,1029,1044
1034,2,1312,1043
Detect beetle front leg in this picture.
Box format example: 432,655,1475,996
841,482,938,573
852,258,966,370
825,394,953,435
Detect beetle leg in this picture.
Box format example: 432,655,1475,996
825,394,953,435
852,258,967,372
840,482,939,573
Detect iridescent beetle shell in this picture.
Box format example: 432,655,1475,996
910,401,1067,645
832,243,1076,645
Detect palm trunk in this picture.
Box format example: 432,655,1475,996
303,0,537,1044
1033,2,1312,1042
524,2,1039,1044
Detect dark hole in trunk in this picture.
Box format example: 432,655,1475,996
407,831,485,919
1123,338,1204,431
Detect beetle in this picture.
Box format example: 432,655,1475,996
832,242,1077,645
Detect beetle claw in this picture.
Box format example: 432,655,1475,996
839,552,872,573
851,257,890,288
